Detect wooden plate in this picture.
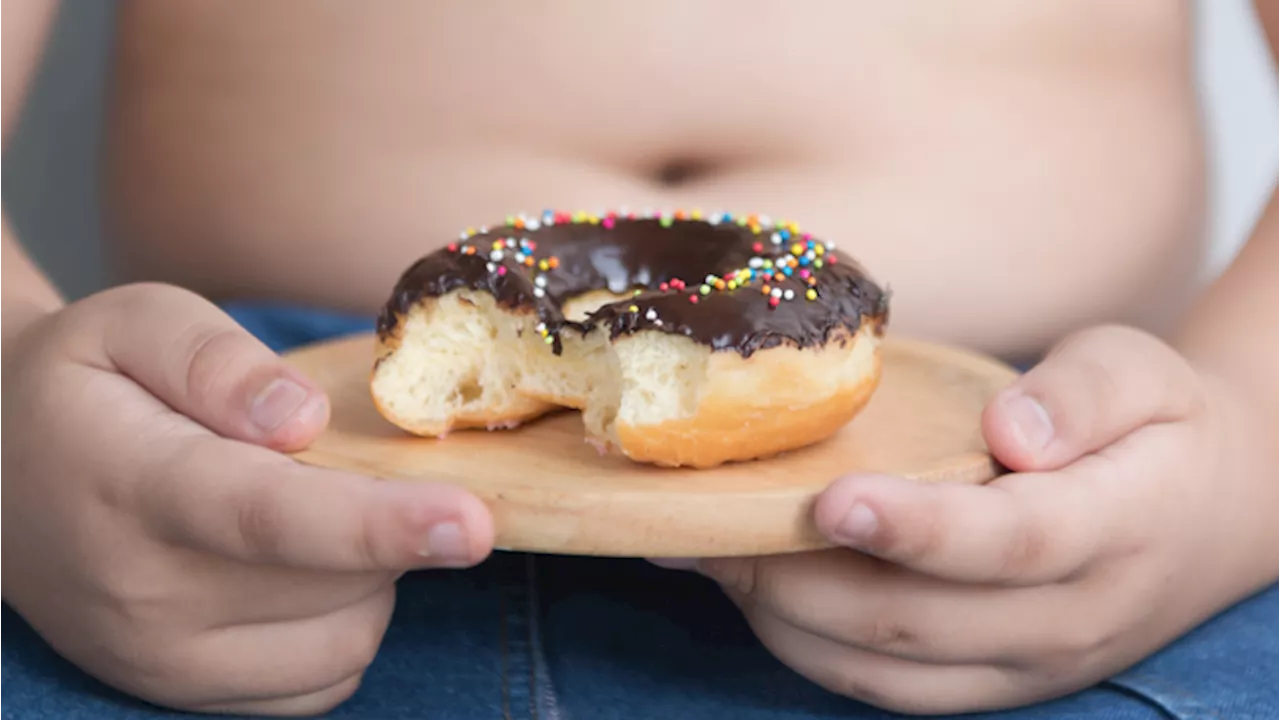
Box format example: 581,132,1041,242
284,333,1018,558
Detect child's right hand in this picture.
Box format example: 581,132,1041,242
1,282,495,716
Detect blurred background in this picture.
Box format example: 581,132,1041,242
4,0,1277,301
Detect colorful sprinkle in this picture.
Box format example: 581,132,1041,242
444,210,849,320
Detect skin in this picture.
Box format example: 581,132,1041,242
3,0,1276,716
103,0,1206,360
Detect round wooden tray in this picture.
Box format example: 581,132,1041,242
284,333,1017,558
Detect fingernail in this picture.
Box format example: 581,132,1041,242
420,522,471,564
249,378,313,432
1005,393,1054,453
834,502,878,547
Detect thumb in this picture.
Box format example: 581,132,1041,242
981,324,1200,472
94,283,329,451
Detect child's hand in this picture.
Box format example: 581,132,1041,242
691,326,1275,714
2,283,494,716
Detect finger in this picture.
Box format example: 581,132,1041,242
186,558,396,627
699,549,1067,665
92,283,331,451
813,469,1114,584
142,434,494,571
982,324,1200,472
177,585,393,711
740,601,1025,715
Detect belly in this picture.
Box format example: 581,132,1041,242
104,0,1205,359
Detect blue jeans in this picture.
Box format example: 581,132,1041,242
4,302,1276,720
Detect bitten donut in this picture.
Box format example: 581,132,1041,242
371,209,890,468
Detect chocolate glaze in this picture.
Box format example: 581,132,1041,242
377,213,889,358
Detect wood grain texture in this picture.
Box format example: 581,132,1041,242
285,333,1018,558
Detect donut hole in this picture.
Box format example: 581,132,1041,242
561,289,630,322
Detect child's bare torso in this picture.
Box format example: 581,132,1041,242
104,0,1204,358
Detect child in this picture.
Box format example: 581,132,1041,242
4,1,1276,717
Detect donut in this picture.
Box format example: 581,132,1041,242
371,209,890,468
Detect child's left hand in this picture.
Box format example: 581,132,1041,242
674,325,1276,715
